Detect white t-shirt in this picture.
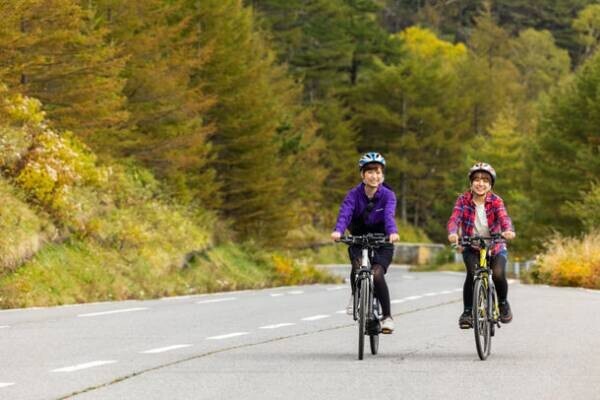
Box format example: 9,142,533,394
474,204,490,237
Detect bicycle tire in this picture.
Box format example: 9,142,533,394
370,298,381,355
358,277,369,360
473,278,491,360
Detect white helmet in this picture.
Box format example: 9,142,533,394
468,162,496,186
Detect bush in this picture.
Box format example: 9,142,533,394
531,231,600,289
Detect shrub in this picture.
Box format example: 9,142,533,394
533,231,600,289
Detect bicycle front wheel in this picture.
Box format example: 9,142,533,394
473,279,491,360
358,278,369,360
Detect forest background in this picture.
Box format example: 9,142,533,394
0,0,598,307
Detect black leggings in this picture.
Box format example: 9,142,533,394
350,259,391,318
462,249,508,310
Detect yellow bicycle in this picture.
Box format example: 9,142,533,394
460,234,505,360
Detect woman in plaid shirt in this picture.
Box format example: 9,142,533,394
447,163,516,329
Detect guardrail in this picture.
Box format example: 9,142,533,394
393,242,446,265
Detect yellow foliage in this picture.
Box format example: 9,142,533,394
536,231,600,288
399,26,467,66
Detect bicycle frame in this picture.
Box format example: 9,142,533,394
474,245,499,324
353,247,374,321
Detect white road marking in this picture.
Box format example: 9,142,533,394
404,295,423,301
259,323,296,329
77,307,148,317
207,332,249,340
141,344,192,354
196,297,237,305
440,290,454,294
287,290,304,295
270,293,284,297
453,288,462,292
335,310,348,314
301,315,330,321
0,383,15,388
326,286,346,291
423,292,438,297
391,299,406,304
51,360,117,372
0,325,9,329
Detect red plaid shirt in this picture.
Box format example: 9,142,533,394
447,191,514,254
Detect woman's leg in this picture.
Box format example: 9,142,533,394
372,264,391,317
462,249,478,309
491,252,508,302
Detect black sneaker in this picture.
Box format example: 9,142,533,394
499,301,513,323
459,310,473,329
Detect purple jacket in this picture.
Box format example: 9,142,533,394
334,183,398,236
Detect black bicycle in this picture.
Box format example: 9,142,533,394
339,233,388,360
460,234,505,360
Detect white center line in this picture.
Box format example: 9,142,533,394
335,310,348,314
0,325,9,329
259,323,296,329
270,293,284,297
196,297,237,305
301,315,330,321
78,307,148,318
391,299,406,304
207,332,249,340
51,360,117,373
0,383,15,388
141,344,192,354
423,292,438,297
287,290,304,295
404,295,423,301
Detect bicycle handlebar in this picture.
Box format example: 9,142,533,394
458,233,505,248
337,234,389,247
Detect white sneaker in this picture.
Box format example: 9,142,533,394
381,317,394,334
346,295,353,316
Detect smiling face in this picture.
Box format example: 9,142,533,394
361,164,383,188
470,171,492,197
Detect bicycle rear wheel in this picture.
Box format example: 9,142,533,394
358,278,369,360
473,279,491,360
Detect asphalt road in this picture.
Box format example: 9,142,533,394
1,265,599,400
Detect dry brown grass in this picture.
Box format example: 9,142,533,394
535,231,600,289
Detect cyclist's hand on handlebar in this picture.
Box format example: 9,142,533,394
389,233,399,243
331,231,342,242
448,233,458,245
501,231,515,240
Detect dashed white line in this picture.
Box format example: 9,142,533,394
440,290,454,294
51,360,117,372
196,297,237,305
207,332,249,340
270,293,284,297
259,323,296,329
0,325,9,329
141,344,192,354
404,295,423,301
0,383,15,388
423,292,438,297
335,310,348,314
77,307,148,317
391,299,406,304
287,290,304,295
301,315,330,321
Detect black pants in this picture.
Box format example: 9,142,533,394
462,248,508,310
348,245,393,318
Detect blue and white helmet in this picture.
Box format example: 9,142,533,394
358,152,386,171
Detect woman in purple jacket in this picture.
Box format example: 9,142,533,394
331,152,400,334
